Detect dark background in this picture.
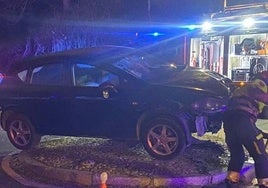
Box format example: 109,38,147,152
0,0,264,70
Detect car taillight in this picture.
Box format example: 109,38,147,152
0,73,4,84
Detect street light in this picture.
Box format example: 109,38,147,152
202,21,213,33
242,17,255,29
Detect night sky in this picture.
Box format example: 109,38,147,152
120,0,225,22
0,0,267,44
116,0,268,23
150,0,268,21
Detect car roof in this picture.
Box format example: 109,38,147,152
8,45,136,74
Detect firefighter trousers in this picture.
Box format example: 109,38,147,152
223,110,268,181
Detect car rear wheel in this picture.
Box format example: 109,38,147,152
141,116,186,160
6,113,41,150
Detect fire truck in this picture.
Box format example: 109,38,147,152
189,1,268,84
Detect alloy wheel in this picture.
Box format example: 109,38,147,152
147,124,179,156
9,119,32,147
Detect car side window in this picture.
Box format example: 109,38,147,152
30,63,65,86
73,64,119,87
101,70,119,86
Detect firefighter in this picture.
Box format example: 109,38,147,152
223,75,268,188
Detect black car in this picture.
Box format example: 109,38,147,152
0,46,232,159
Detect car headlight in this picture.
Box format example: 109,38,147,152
191,97,227,114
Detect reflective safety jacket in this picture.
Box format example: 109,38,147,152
228,79,268,119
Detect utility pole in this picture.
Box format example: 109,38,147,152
224,0,227,9
147,0,151,21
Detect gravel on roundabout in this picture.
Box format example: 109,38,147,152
2,128,255,188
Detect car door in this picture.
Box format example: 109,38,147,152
70,63,139,138
25,62,74,135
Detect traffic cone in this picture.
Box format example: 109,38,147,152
100,172,108,188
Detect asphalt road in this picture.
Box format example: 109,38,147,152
0,127,19,156
0,127,30,187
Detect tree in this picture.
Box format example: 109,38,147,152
0,0,128,69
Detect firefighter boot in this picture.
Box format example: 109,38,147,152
224,179,241,188
225,171,241,188
257,178,268,188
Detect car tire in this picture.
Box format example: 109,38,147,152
140,116,186,160
6,113,41,150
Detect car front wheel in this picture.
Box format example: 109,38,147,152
6,113,41,150
141,116,186,160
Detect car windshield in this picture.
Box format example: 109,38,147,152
113,53,186,83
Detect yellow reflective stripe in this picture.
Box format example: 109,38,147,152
256,133,263,140
253,141,262,155
258,101,266,112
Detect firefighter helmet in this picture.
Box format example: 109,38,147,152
252,78,267,93
253,70,268,84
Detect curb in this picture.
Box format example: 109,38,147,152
1,152,256,187
1,155,62,188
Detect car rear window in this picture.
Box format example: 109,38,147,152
30,63,65,86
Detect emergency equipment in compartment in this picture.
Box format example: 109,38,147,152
189,2,268,83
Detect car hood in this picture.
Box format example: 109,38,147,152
153,66,231,97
